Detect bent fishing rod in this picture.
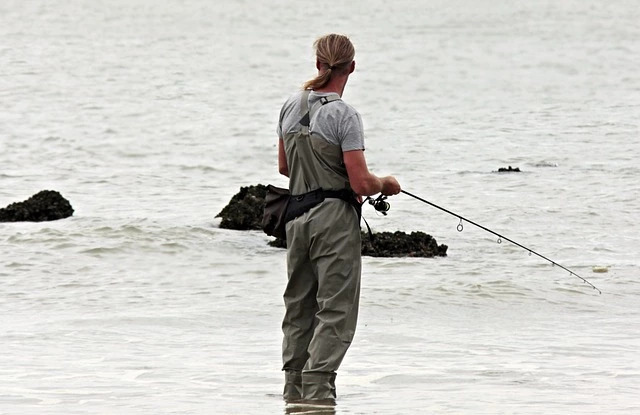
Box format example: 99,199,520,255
369,190,601,294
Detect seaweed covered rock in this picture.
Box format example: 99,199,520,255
268,237,287,249
0,190,74,222
269,231,447,258
361,231,447,257
497,166,521,172
216,184,267,230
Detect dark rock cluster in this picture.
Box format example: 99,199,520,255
498,166,521,172
0,190,74,222
215,184,268,230
218,185,448,258
361,231,447,257
268,232,447,257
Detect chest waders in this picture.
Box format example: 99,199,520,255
281,91,362,403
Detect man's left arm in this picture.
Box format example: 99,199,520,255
278,138,289,177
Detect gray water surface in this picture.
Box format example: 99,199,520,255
1,1,639,414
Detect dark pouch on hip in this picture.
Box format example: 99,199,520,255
262,185,290,239
285,188,325,223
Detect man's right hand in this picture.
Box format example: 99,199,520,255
381,176,401,196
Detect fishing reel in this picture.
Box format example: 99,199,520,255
368,194,391,215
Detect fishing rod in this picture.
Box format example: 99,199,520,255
370,190,601,294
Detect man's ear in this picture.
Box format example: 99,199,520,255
349,60,356,74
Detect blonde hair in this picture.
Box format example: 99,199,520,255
303,34,355,90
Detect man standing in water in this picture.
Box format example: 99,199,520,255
277,34,401,404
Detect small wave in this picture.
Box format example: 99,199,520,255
5,262,28,268
530,161,559,168
177,164,221,172
52,242,77,249
56,282,97,288
80,247,124,255
159,242,188,251
120,225,145,234
93,224,145,235
373,374,432,385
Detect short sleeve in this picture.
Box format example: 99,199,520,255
276,104,285,139
339,113,365,151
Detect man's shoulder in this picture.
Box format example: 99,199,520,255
279,90,305,119
283,90,306,105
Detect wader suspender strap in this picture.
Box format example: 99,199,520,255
298,92,340,127
298,90,311,127
309,95,340,125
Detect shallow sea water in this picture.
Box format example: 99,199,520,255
1,1,639,414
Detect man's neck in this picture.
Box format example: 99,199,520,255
314,76,348,97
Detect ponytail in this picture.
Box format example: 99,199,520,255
303,68,333,90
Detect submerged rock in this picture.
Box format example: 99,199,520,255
0,190,74,222
218,185,448,258
216,184,268,230
498,166,521,172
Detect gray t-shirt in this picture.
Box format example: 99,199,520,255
277,90,365,152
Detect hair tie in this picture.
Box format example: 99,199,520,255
329,65,336,70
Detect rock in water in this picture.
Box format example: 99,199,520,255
0,190,74,222
216,185,268,230
269,231,448,258
361,231,447,257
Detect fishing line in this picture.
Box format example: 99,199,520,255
398,190,602,294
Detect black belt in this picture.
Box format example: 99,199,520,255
285,188,361,223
